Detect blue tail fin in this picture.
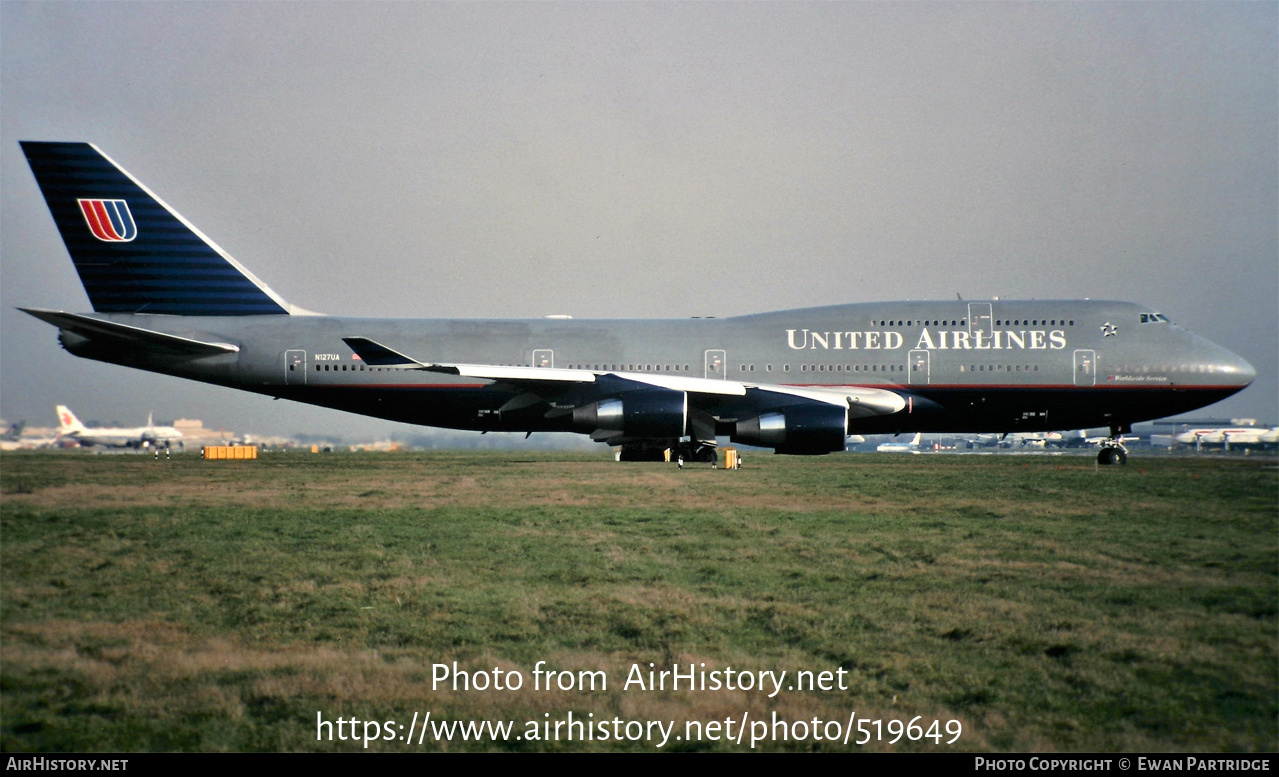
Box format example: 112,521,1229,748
20,142,291,316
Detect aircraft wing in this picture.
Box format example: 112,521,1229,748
21,309,239,357
342,336,907,451
342,336,902,410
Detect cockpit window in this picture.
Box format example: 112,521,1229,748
1140,313,1170,324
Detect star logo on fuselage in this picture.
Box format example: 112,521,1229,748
1100,322,1118,337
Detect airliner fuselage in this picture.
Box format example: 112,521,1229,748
46,299,1251,439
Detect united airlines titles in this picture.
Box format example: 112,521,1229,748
785,328,1067,351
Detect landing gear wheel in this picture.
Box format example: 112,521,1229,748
694,446,718,464
1098,448,1127,466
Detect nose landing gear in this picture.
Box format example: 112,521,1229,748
1097,447,1127,466
1097,424,1130,466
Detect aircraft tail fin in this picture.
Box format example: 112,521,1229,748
56,405,86,434
20,141,294,316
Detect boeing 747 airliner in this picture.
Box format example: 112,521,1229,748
18,142,1255,464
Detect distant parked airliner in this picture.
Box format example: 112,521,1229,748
55,405,181,449
19,142,1255,465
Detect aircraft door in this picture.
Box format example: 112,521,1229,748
532,349,553,368
285,349,307,385
1073,349,1096,387
968,302,993,338
908,350,930,386
705,349,727,379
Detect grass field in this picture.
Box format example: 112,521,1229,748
2,450,1275,752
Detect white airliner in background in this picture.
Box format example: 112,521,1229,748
1174,427,1279,450
56,406,182,449
877,432,923,453
965,431,1055,449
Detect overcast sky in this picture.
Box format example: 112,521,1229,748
2,2,1275,440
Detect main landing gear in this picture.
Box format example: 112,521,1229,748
617,441,718,464
1096,424,1130,466
681,443,719,464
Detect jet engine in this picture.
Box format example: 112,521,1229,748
732,404,848,455
572,389,688,440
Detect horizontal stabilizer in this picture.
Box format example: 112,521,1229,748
21,308,239,356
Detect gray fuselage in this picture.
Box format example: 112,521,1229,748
63,298,1254,438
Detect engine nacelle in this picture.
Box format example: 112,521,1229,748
572,389,687,439
732,404,848,455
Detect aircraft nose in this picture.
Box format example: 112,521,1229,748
1233,354,1257,387
1216,346,1256,388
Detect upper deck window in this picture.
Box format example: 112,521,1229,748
1139,313,1170,324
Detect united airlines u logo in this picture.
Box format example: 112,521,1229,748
77,199,137,242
